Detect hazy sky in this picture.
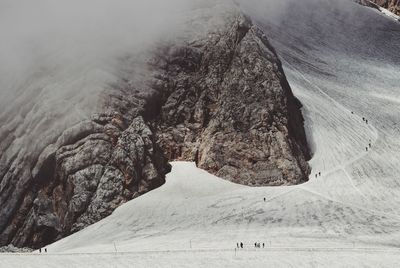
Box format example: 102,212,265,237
0,0,193,107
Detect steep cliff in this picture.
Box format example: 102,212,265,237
0,1,310,248
152,15,310,186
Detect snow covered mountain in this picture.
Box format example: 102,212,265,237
0,0,310,248
1,0,400,266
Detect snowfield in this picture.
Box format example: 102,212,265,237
2,0,400,267
2,163,400,267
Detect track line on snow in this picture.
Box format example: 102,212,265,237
297,186,400,220
281,59,379,199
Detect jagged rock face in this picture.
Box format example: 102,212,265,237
375,0,400,14
358,0,400,15
0,1,310,248
0,83,171,248
153,15,311,186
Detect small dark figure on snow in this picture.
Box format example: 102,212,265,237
240,242,243,248
366,147,368,152
45,248,47,253
39,248,41,253
264,197,266,202
263,243,265,248
237,242,239,248
315,174,318,178
319,172,321,176
363,117,365,121
254,242,257,248
369,143,371,148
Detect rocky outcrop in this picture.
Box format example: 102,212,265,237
0,88,170,248
356,0,400,15
373,0,400,15
0,1,310,249
152,15,310,186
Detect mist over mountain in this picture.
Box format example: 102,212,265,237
1,0,400,266
0,0,310,248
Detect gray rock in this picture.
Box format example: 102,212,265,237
153,14,310,186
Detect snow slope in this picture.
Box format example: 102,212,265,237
2,163,400,267
2,0,400,266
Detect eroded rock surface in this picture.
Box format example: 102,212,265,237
374,0,400,15
357,0,400,15
0,92,170,248
153,15,310,186
0,1,310,248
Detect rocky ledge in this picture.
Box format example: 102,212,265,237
0,2,310,249
356,0,400,16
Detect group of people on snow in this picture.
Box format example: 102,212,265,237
38,248,48,253
236,242,265,249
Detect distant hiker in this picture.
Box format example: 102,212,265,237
263,243,265,248
254,242,257,248
264,197,266,202
363,117,365,121
45,248,47,253
315,174,318,178
319,172,321,176
366,119,368,124
366,147,368,152
39,248,41,253
240,242,243,248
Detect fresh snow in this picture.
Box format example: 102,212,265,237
2,0,400,267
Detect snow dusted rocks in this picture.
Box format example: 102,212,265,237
356,0,400,16
0,0,310,248
371,0,400,15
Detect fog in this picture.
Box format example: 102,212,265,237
0,0,397,155
0,0,192,110
0,0,334,110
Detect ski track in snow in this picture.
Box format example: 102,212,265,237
2,0,400,267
